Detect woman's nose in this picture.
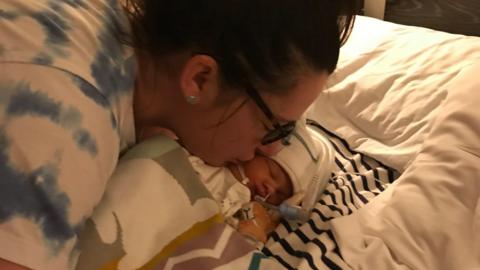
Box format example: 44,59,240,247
239,151,256,162
256,141,284,157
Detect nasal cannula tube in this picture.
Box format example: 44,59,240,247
254,195,310,222
300,174,322,215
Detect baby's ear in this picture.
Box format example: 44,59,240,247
284,192,305,206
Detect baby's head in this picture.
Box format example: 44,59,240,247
242,155,293,206
240,121,336,207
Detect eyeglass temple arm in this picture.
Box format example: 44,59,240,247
244,84,276,121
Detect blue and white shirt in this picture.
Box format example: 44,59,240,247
0,0,136,268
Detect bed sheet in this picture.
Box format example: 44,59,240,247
307,16,480,172
331,61,480,270
268,16,480,269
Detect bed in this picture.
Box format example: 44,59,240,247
75,16,480,270
267,15,480,269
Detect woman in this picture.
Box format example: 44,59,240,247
0,0,355,269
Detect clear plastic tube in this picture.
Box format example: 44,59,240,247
254,195,309,222
300,174,322,216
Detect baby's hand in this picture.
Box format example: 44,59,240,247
237,202,278,243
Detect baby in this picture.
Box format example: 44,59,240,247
140,119,335,244
187,120,336,243
229,155,294,206
227,156,299,243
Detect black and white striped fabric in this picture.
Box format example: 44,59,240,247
262,120,400,270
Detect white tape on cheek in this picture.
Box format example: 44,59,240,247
254,193,271,202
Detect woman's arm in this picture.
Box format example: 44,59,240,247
0,64,121,269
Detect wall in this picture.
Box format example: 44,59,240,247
385,0,480,36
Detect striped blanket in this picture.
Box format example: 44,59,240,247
262,120,399,270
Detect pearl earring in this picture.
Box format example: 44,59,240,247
186,95,199,104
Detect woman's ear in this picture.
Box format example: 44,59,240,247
179,55,220,106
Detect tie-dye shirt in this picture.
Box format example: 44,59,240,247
0,0,136,269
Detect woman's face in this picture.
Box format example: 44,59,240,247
135,55,328,166
176,71,328,166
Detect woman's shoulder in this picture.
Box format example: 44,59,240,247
1,0,137,150
0,0,136,100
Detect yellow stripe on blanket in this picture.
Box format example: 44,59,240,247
138,214,224,270
98,214,224,270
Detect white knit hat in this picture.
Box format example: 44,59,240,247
272,120,335,198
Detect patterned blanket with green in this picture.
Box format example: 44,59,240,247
75,134,283,270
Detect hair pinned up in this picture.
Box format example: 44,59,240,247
124,0,356,93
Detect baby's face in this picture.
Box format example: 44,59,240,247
243,156,293,205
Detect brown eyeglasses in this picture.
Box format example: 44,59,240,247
244,84,296,145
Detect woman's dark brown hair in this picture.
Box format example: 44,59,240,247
124,0,356,92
